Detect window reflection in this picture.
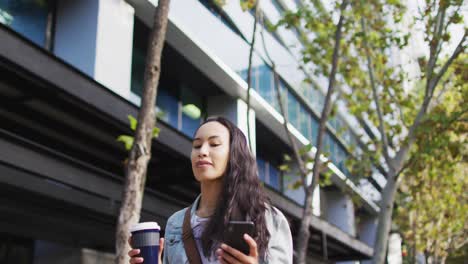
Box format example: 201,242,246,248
256,156,280,191
181,85,202,137
156,89,179,129
0,0,51,47
131,19,204,137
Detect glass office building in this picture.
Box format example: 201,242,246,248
0,0,386,262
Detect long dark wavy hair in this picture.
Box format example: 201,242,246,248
195,116,273,258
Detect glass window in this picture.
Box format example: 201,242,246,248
337,145,347,173
131,19,149,96
299,105,310,138
130,48,146,96
310,115,318,146
322,133,330,155
287,90,299,128
257,157,266,182
156,88,179,129
0,0,51,46
282,172,305,206
269,163,280,191
181,85,203,137
310,88,324,113
329,116,338,131
258,65,274,103
132,19,205,135
272,80,287,114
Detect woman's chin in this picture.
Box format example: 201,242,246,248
196,175,224,183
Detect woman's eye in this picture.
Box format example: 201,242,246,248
193,145,201,149
211,143,221,147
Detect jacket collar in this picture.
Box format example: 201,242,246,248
190,194,202,216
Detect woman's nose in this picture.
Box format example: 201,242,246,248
198,144,209,157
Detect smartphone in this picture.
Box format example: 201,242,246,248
223,221,255,255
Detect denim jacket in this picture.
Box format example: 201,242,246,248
163,196,293,264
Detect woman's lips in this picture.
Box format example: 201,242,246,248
196,161,213,167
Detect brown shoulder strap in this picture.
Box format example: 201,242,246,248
182,205,202,264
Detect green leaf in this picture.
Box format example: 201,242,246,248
279,164,290,171
128,115,138,131
152,126,160,138
117,135,134,151
289,179,303,190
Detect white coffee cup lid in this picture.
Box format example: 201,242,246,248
130,222,160,232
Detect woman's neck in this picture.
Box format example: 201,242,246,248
197,179,223,218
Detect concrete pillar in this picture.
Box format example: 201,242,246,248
323,189,356,236
206,96,256,155
387,233,403,264
54,0,134,98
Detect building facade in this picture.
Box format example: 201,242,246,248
0,0,386,263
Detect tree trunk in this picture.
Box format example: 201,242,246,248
114,1,171,263
372,169,398,264
295,1,348,263
295,187,314,263
246,1,260,152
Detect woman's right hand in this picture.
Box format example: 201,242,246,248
128,236,165,264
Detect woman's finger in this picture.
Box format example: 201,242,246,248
129,257,144,264
220,243,246,262
218,255,230,264
218,249,239,264
128,249,140,257
243,234,258,258
158,237,165,259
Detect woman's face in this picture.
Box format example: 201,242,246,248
191,121,230,183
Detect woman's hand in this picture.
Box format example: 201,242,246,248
216,234,259,264
128,236,165,264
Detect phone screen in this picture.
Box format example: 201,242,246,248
223,221,255,255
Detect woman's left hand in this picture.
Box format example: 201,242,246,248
216,234,259,264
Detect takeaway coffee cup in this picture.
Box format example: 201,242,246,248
130,222,161,264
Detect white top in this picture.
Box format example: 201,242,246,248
130,221,160,232
191,214,218,264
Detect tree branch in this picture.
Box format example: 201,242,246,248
272,67,308,191
433,7,446,70
430,30,467,94
259,13,275,66
394,29,466,174
260,12,308,190
388,88,409,129
440,4,462,53
246,1,260,152
360,16,393,168
426,7,444,95
310,0,348,192
395,101,468,179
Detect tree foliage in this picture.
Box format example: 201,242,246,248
275,0,466,262
342,0,466,262
396,54,467,261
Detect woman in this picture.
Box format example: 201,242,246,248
129,117,293,263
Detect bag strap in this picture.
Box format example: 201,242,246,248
182,205,202,264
